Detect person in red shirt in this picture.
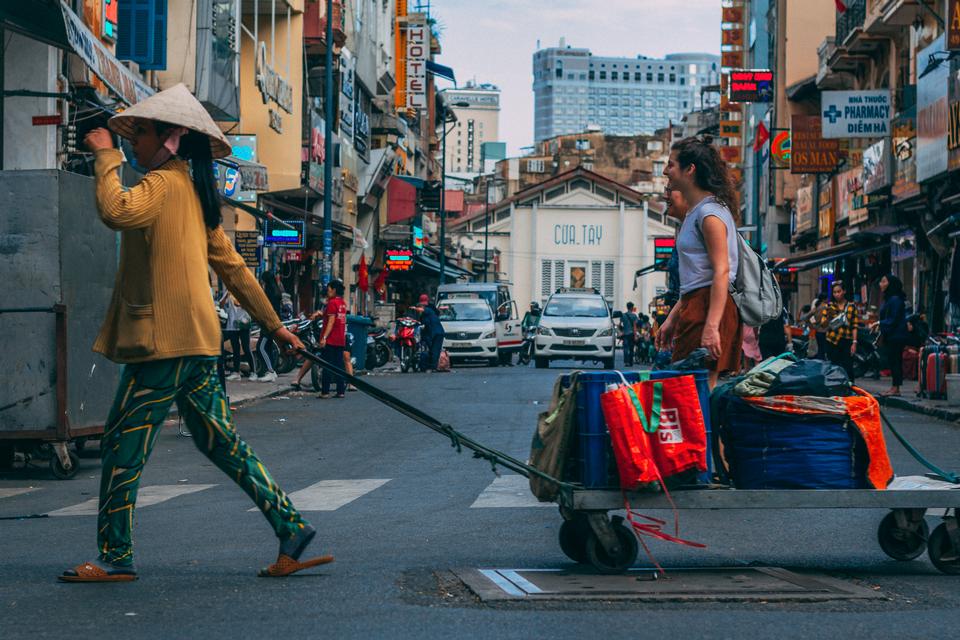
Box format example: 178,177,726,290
318,279,348,398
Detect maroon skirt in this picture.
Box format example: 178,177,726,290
671,286,743,374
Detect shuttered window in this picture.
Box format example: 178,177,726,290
540,260,553,300
603,261,615,301
590,261,602,292
117,0,167,71
554,260,565,293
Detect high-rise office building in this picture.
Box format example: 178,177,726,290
441,81,500,174
532,40,720,142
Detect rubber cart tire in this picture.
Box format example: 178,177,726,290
928,522,960,575
877,511,929,561
558,518,590,564
585,520,639,574
50,451,79,480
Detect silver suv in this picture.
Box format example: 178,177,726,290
534,289,617,369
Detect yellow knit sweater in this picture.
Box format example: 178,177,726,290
92,148,282,363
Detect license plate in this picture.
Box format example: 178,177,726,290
562,339,586,346
447,341,471,348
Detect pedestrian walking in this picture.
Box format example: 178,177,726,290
876,274,908,396
63,84,330,582
620,302,640,367
417,293,446,371
820,281,860,383
255,269,283,382
318,279,348,398
221,292,255,380
657,137,743,388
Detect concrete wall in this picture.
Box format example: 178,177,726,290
784,0,837,87
2,34,59,170
157,0,198,91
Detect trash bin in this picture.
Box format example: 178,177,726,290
946,374,960,406
346,315,374,370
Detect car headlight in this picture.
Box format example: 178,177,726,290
596,327,613,337
481,331,496,339
536,326,554,336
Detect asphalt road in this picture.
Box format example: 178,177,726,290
2,357,960,639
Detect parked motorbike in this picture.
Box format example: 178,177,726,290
395,317,423,373
518,326,535,365
791,325,811,359
367,326,392,369
853,327,881,380
249,317,301,376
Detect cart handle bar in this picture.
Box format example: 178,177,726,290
295,349,578,496
879,409,960,484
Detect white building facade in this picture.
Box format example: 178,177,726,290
454,169,675,316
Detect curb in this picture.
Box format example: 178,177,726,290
167,384,295,422
877,395,960,423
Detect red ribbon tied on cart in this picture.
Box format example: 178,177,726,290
600,371,707,572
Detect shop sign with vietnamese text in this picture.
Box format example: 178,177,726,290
795,184,814,234
836,167,868,226
950,0,960,50
892,110,920,202
821,90,891,139
862,138,891,194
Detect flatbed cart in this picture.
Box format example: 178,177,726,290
295,349,960,576
553,485,960,575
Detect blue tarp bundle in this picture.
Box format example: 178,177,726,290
720,397,869,490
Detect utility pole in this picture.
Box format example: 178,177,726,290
322,0,335,286
439,110,447,285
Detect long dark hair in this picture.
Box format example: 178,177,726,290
883,274,904,300
156,123,222,229
671,137,740,223
260,269,282,312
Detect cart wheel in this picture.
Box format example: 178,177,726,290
559,518,590,563
585,519,639,574
877,511,929,561
49,451,79,480
928,521,960,575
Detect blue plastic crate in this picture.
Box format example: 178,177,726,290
562,370,713,488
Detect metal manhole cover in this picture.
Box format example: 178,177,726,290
454,567,885,602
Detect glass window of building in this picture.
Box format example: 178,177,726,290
579,73,586,80
612,71,618,80
689,64,697,74
657,73,664,82
646,72,653,82
599,71,606,80
669,73,676,83
680,77,685,85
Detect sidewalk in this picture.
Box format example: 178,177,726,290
856,376,960,424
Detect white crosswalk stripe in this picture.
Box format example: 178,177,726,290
470,475,553,508
253,479,391,512
47,484,217,517
0,487,38,500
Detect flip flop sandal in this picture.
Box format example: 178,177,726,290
257,553,335,578
291,382,302,391
59,561,137,583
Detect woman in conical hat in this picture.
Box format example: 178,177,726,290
61,84,332,582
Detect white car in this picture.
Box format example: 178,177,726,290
438,298,499,366
534,289,618,369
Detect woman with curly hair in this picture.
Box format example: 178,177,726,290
657,137,743,388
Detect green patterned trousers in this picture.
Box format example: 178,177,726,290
97,357,308,566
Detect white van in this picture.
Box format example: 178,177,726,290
437,283,521,365
437,298,498,365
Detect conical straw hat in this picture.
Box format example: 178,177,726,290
108,83,232,159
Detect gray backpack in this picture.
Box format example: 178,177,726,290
730,232,782,328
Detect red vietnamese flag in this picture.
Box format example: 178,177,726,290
373,267,388,300
754,121,770,152
358,254,369,292
835,0,847,12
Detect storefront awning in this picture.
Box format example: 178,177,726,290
58,2,154,106
1,0,69,48
775,242,883,273
413,254,473,281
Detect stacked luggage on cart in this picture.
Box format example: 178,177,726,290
918,339,958,400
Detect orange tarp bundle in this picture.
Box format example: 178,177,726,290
743,388,893,490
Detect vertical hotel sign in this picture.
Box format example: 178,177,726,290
405,18,427,109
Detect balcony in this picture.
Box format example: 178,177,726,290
836,0,866,47
863,0,901,34
876,0,921,26
817,37,847,88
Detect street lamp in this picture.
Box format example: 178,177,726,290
438,99,470,285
